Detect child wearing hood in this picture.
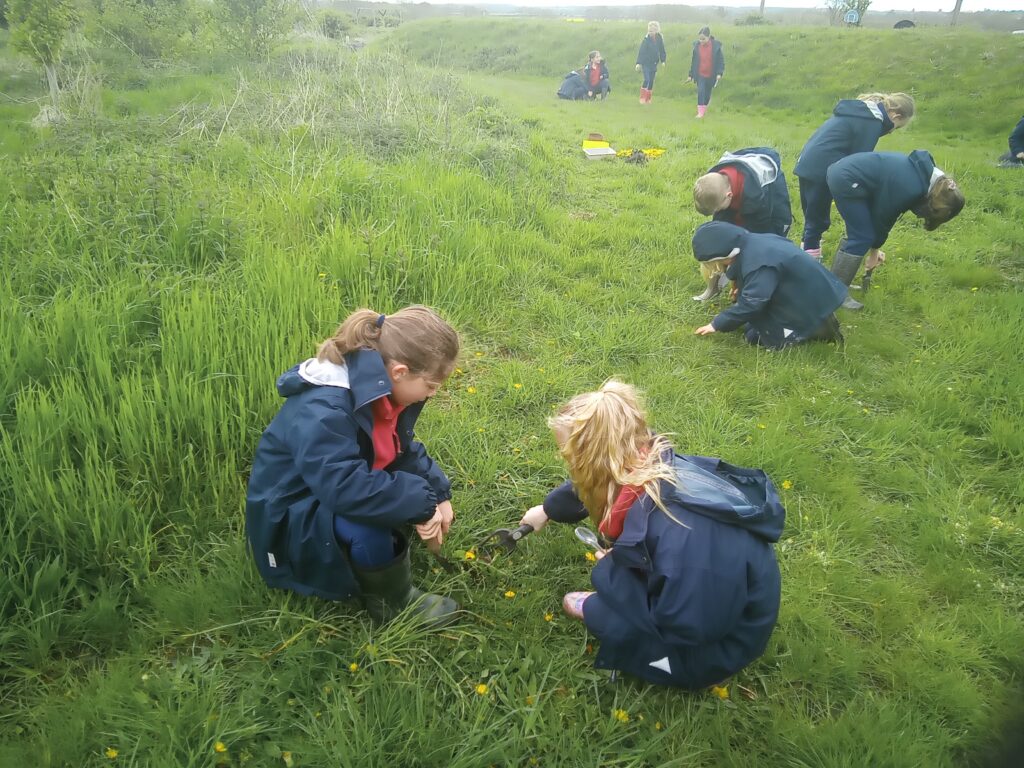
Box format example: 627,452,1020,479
692,146,794,301
519,380,784,690
691,221,847,348
998,116,1024,167
246,306,460,628
795,93,915,261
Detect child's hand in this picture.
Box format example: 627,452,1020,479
694,323,717,336
635,64,641,72
865,248,886,271
415,508,445,545
436,500,454,535
686,76,693,83
520,504,550,532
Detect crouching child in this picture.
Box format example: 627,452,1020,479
519,380,784,690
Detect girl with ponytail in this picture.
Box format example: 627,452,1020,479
246,305,461,628
520,380,785,689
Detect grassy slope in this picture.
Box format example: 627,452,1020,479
1,20,1023,768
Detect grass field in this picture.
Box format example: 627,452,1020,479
1,18,1023,768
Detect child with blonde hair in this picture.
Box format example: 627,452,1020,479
692,146,794,301
635,21,666,104
247,305,460,627
519,380,784,689
795,92,915,261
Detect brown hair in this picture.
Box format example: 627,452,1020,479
919,176,965,231
317,305,459,379
698,26,711,37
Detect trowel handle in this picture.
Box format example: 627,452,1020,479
510,524,534,542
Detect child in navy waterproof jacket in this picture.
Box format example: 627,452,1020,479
691,221,847,348
519,380,784,690
999,116,1024,167
246,306,460,627
686,26,725,119
794,92,915,261
692,147,794,301
582,50,611,100
826,150,964,310
635,21,666,104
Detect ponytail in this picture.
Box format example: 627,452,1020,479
858,91,916,123
317,305,459,377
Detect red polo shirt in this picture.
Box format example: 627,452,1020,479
370,396,406,470
719,166,745,227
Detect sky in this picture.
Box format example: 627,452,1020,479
408,0,1024,12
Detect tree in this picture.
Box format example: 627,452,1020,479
951,0,964,26
826,0,872,26
211,0,296,59
8,0,78,109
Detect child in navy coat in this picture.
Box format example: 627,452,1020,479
520,380,784,690
246,306,460,627
826,150,964,309
692,147,794,301
635,21,666,104
686,26,725,118
795,93,914,260
999,116,1024,167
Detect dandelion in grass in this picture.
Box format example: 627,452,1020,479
318,272,326,278
585,551,597,562
525,695,535,706
781,480,793,490
971,286,979,292
538,367,545,373
282,752,295,768
847,389,855,395
214,742,228,753
475,351,484,357
505,590,516,598
323,685,334,694
349,662,359,672
287,698,297,706
757,423,767,430
513,383,523,390
862,408,870,414
466,386,477,394
464,550,476,560
105,747,118,759
655,721,664,731
544,612,554,621
613,709,630,723
455,367,464,375
476,683,489,695
710,685,729,700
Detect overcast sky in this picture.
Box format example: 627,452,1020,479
409,1,1024,12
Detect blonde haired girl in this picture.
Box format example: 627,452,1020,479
247,305,460,628
520,380,785,689
634,21,666,104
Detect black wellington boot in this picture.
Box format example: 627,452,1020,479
352,536,458,628
831,247,865,311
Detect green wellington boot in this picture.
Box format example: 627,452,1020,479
352,537,458,628
831,247,866,311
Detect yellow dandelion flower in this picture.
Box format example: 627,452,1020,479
711,685,729,700
655,721,664,731
544,612,554,622
282,752,295,768
781,480,793,490
504,590,516,598
538,367,545,373
475,351,484,357
214,742,228,753
323,685,333,694
585,551,597,562
466,386,477,394
971,286,979,292
476,683,489,695
862,407,870,414
287,697,297,706
464,550,476,560
525,695,535,705
455,367,464,375
105,747,119,759
513,383,523,390
349,662,359,672
317,272,326,278
315,711,322,718
757,423,767,430
613,708,630,723
847,389,855,395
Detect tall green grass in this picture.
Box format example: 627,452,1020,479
1,21,1023,767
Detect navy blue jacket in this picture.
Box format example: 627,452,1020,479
245,349,450,601
794,100,894,183
557,71,588,100
544,454,784,689
688,37,725,80
693,221,847,347
636,34,666,68
826,150,934,249
710,147,793,236
1009,116,1024,156
583,61,610,84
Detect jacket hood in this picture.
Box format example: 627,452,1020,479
692,221,747,261
665,456,785,542
715,151,779,187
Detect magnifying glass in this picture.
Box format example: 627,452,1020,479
574,526,604,552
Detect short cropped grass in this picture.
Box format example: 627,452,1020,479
1,20,1022,768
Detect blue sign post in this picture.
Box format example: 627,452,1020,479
844,9,861,25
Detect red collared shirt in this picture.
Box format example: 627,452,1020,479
370,396,406,470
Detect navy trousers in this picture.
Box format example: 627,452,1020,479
798,176,833,250
333,516,397,568
831,194,875,256
641,65,657,90
696,76,715,106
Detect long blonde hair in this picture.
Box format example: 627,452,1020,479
549,380,678,529
857,91,916,124
317,305,459,379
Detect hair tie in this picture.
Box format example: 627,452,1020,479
375,314,386,328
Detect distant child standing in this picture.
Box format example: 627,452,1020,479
826,149,964,310
692,147,794,301
583,50,611,100
246,306,461,627
635,21,666,104
794,92,915,260
519,380,784,690
686,26,724,118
